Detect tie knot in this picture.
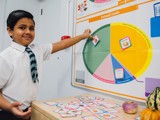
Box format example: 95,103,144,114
25,47,32,53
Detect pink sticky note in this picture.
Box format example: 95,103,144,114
92,35,100,46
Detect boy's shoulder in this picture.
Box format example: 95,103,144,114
0,47,13,63
0,47,11,55
29,43,52,51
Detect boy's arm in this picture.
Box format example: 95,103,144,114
0,89,31,119
0,89,12,111
51,29,91,53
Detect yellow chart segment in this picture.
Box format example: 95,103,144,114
110,23,152,77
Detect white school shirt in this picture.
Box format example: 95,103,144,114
0,41,52,110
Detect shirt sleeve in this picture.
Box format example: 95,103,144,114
0,56,13,89
35,44,52,61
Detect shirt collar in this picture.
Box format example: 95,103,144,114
11,41,26,52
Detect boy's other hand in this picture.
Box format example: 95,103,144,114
10,102,31,119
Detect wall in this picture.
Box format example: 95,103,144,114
0,0,145,106
37,0,90,100
0,0,7,51
33,0,146,105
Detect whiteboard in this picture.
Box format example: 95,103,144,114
72,0,160,102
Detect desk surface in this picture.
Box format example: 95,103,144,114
31,94,143,120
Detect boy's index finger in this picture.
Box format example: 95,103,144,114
89,36,94,40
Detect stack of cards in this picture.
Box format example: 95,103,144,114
48,95,120,119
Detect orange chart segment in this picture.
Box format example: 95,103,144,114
110,23,152,77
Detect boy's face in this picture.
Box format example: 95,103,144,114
7,18,35,46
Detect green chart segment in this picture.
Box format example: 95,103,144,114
82,23,152,84
83,25,110,74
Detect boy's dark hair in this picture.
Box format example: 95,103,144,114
7,10,35,30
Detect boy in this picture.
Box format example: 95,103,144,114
0,10,91,120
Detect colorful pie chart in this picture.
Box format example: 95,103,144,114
83,22,152,84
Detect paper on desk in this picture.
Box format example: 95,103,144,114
82,115,100,120
44,101,58,106
59,112,76,118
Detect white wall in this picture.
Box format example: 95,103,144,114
37,0,90,100
0,0,7,51
0,0,145,106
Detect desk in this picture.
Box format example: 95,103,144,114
31,94,143,120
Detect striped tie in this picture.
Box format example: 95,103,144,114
25,47,38,83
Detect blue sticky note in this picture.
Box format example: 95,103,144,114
150,17,160,37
